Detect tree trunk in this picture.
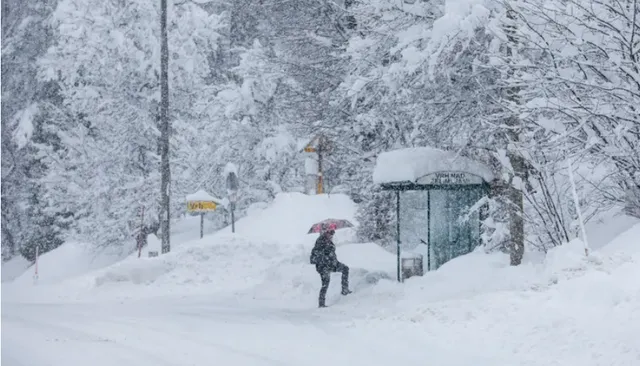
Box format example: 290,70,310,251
159,0,171,254
507,153,525,265
504,7,525,265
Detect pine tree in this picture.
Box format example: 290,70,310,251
1,0,67,261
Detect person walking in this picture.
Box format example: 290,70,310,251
310,224,352,308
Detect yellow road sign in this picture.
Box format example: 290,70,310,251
187,200,217,212
304,146,316,153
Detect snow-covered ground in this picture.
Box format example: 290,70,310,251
1,210,227,286
2,193,360,302
3,192,639,365
1,256,31,283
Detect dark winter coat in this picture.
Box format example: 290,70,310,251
310,233,338,271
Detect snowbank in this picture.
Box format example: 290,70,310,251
10,238,393,305
171,213,222,243
2,256,32,283
93,234,289,291
338,224,640,365
79,239,391,303
3,192,361,303
1,235,303,303
586,213,639,253
11,242,129,286
598,221,640,255
385,223,640,312
373,147,494,184
248,242,397,306
2,213,214,287
392,249,541,306
219,192,358,245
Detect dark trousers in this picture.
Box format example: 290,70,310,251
317,262,349,307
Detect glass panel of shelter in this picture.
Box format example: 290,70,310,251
398,185,484,272
430,187,482,269
399,190,429,259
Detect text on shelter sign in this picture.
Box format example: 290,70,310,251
416,171,484,185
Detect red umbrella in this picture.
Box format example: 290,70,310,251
307,218,354,234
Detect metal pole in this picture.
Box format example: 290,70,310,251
427,190,431,271
567,158,590,256
396,190,401,282
200,213,204,239
468,194,474,253
231,204,235,233
479,188,485,248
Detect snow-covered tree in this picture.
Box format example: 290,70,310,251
185,0,353,214
38,0,224,249
491,0,640,249
331,0,509,245
1,0,67,260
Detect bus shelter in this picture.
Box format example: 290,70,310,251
372,147,495,282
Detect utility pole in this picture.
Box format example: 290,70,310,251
159,0,171,254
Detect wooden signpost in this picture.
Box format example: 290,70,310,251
302,135,331,195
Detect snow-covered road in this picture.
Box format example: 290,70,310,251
2,297,486,366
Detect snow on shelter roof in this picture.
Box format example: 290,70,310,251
372,147,495,185
186,190,220,202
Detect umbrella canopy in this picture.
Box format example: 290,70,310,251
307,218,354,234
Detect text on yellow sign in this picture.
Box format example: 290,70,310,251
187,201,217,212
